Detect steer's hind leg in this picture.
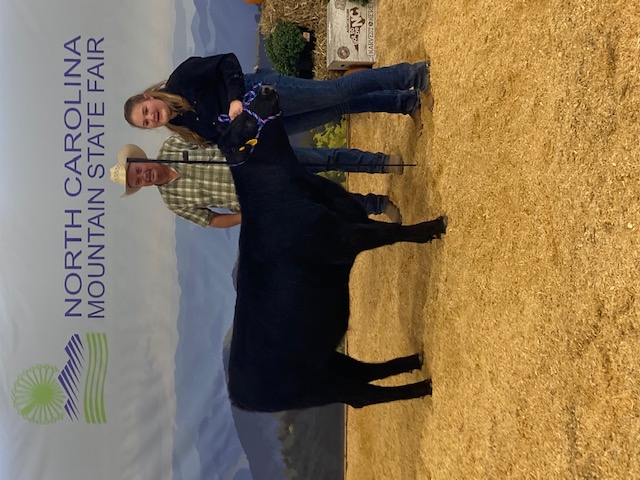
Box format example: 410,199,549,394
329,352,423,382
285,374,431,410
342,216,447,255
342,380,433,408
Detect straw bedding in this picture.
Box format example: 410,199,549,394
261,1,640,478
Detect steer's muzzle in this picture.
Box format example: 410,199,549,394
259,84,278,99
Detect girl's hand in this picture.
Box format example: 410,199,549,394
228,100,243,120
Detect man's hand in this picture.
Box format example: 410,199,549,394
208,212,242,228
228,100,243,120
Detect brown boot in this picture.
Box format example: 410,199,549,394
383,200,403,223
423,86,435,113
410,103,423,130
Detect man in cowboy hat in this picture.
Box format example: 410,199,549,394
109,135,403,228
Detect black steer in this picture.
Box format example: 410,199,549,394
217,85,447,412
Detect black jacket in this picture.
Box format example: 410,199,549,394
165,54,245,143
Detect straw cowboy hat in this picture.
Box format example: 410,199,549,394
110,144,147,197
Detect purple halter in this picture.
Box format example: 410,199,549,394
217,83,282,154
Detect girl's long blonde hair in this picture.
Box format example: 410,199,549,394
124,81,209,146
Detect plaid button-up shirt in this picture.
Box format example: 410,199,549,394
156,135,240,227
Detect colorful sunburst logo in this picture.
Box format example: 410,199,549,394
12,365,66,424
12,332,108,424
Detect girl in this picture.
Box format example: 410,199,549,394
124,53,430,147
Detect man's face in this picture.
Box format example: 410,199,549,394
126,162,172,188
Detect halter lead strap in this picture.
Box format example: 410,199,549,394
217,83,282,156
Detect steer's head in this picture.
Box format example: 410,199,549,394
218,85,281,165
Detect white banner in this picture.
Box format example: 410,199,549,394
0,1,276,479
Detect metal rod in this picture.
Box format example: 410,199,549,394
127,157,416,168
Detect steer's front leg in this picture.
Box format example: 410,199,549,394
412,215,448,241
342,216,448,255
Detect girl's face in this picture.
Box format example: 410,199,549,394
130,95,173,129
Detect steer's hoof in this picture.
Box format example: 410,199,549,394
425,379,433,395
418,379,433,397
436,215,448,238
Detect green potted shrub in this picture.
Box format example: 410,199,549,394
312,118,348,184
265,21,315,78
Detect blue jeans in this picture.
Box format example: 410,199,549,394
245,62,429,135
350,193,390,216
293,146,390,215
293,146,387,174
